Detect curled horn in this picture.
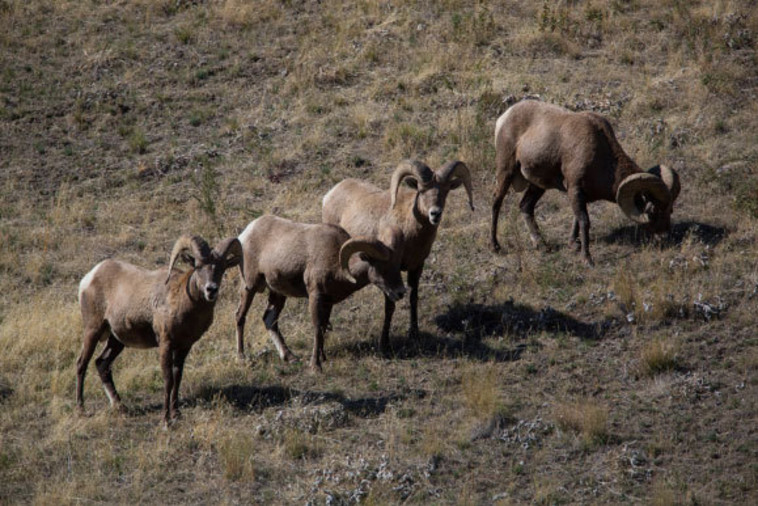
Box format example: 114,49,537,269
213,237,244,268
166,235,211,284
616,173,672,224
647,164,681,202
339,237,392,281
436,160,474,210
389,160,434,210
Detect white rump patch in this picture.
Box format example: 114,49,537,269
322,183,341,208
494,108,513,144
238,219,260,245
78,261,105,302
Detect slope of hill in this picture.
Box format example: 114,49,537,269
1,1,756,503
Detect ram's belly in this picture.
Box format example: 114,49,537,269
107,318,158,348
266,272,308,298
520,165,567,192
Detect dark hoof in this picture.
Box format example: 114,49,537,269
378,344,394,359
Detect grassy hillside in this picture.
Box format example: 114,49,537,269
1,0,757,503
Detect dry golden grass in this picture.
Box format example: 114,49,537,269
461,361,501,420
553,399,609,446
639,337,680,377
1,0,757,503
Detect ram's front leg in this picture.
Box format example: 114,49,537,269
159,341,175,426
169,347,191,421
569,187,593,266
379,296,395,356
407,266,423,340
234,284,256,360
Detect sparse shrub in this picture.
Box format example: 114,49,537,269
24,253,55,286
174,24,195,45
539,0,568,33
382,122,435,156
217,0,280,28
554,399,609,446
462,362,500,420
128,128,147,154
280,428,318,460
218,433,256,482
420,423,445,460
450,7,497,47
190,163,222,232
189,110,204,126
639,338,679,377
613,265,638,314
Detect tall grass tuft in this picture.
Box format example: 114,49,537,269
639,338,679,377
218,432,256,482
554,399,609,447
462,362,500,420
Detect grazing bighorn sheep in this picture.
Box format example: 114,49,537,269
491,100,681,265
235,215,406,372
322,159,474,353
76,235,243,424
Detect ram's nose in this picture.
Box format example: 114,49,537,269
429,207,442,225
205,283,219,301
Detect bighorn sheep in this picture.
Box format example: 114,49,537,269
322,159,474,353
235,215,406,372
76,235,243,424
490,100,681,265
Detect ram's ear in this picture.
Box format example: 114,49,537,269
213,237,244,269
181,252,196,267
404,177,419,190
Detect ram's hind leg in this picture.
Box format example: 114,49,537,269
308,294,331,373
95,333,125,410
76,321,108,411
519,184,547,249
491,171,514,253
263,292,297,362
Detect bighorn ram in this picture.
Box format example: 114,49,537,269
77,235,242,424
322,159,474,353
491,100,680,265
235,215,406,372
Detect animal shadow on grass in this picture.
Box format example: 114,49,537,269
602,221,727,248
329,300,595,362
0,381,12,404
184,383,424,418
330,326,526,363
435,299,603,346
